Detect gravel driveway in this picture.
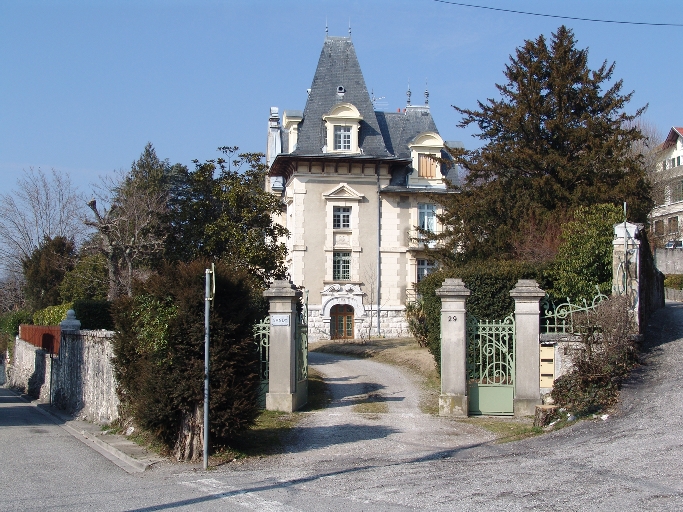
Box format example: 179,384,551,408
197,302,683,510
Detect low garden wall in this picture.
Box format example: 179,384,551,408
8,330,119,424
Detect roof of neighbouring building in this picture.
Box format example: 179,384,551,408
659,126,683,151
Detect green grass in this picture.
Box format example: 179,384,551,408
458,417,543,443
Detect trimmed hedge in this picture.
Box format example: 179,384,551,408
33,303,73,326
73,300,114,330
31,300,114,329
410,260,550,372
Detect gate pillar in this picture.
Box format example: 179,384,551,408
510,279,545,417
264,280,305,412
436,278,470,416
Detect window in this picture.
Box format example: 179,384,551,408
417,259,436,283
669,217,679,234
334,126,351,151
672,181,683,203
654,220,664,235
418,203,436,233
333,206,351,229
418,154,437,178
678,156,681,167
333,252,351,280
673,158,678,169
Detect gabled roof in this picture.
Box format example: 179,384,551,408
659,127,683,151
294,37,390,158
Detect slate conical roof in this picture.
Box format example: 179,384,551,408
294,37,390,157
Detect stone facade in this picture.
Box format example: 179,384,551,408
267,36,459,341
650,127,683,246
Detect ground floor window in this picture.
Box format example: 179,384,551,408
333,252,351,280
417,259,437,283
669,216,679,234
331,304,354,339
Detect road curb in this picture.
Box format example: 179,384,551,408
73,426,149,473
7,388,150,474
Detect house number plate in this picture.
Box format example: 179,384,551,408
271,314,290,326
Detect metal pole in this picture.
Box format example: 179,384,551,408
203,268,211,470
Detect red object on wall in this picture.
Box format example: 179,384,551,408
18,325,61,355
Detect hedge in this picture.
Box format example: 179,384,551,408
409,260,550,372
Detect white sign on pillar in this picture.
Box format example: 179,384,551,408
271,314,290,326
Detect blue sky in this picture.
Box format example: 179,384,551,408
1,0,681,198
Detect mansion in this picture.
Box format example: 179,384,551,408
266,35,459,341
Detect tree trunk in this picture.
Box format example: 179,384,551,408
533,405,558,427
174,403,203,461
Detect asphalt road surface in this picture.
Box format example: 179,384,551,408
2,302,683,511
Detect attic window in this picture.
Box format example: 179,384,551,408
337,86,346,94
334,126,352,151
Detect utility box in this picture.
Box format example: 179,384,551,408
540,344,555,388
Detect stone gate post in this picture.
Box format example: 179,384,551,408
264,280,305,412
436,278,470,416
509,279,545,417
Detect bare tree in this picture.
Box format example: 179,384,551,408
86,171,168,299
0,274,25,312
0,168,87,277
86,144,170,299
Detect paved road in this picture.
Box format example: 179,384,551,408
2,303,683,511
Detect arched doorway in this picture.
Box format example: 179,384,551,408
331,304,354,339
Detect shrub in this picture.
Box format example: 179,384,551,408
111,259,266,460
73,299,114,330
0,309,33,336
0,309,32,359
59,254,109,302
547,204,623,302
33,303,73,326
551,295,637,415
664,274,683,290
409,260,549,371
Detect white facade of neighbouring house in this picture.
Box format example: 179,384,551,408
650,127,683,244
265,35,459,341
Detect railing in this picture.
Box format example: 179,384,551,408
253,317,270,408
541,289,608,335
18,325,61,355
406,228,439,250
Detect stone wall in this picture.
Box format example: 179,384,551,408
8,331,119,424
654,248,683,275
307,304,410,341
8,337,52,401
665,287,683,301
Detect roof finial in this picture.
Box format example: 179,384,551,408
325,19,328,38
406,81,411,106
348,19,351,38
424,78,429,106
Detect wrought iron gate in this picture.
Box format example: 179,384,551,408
253,317,270,408
295,291,308,384
467,314,515,415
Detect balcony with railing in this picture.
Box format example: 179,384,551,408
406,228,440,250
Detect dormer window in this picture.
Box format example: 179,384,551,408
334,126,352,151
408,131,445,184
322,103,362,154
418,154,437,178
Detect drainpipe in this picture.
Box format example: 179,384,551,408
376,164,381,336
